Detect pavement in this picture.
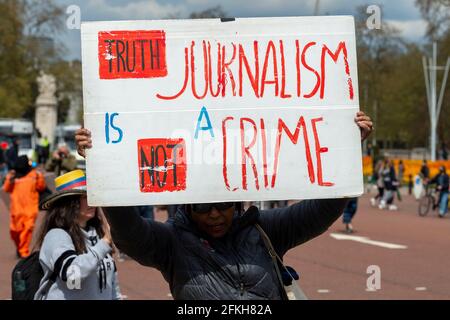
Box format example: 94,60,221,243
1,182,449,300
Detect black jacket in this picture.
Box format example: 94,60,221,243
103,198,347,300
430,173,450,192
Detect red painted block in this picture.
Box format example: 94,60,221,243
98,30,167,79
137,138,186,193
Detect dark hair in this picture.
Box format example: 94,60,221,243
35,195,105,254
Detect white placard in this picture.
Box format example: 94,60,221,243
81,16,363,206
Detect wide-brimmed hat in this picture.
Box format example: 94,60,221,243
39,170,87,210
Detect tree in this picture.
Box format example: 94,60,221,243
189,6,227,19
0,0,65,119
415,0,450,148
355,6,407,147
415,0,450,42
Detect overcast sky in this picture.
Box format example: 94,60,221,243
56,0,426,60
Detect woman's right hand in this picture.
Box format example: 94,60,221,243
75,128,92,158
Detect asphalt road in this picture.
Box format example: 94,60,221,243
1,185,449,300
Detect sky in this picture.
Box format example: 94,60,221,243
55,0,427,60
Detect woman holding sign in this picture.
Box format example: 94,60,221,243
75,111,372,300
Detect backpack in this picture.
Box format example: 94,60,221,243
11,251,56,300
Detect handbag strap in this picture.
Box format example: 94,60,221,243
255,224,289,300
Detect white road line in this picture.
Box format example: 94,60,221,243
415,287,427,291
317,289,330,293
330,233,408,249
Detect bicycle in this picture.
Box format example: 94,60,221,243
418,184,438,216
418,184,450,217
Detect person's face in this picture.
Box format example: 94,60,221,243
59,146,69,155
78,195,96,226
190,203,235,238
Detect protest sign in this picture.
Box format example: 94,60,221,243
81,16,362,206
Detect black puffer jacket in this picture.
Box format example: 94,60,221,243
104,198,347,300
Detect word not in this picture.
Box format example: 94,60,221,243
98,30,167,79
105,112,123,144
222,115,333,191
138,138,186,193
157,39,353,100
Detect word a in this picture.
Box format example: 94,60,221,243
366,265,381,291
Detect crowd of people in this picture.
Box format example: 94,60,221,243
368,158,449,217
0,135,80,258
370,159,401,211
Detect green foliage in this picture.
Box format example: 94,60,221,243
355,3,450,148
0,0,65,119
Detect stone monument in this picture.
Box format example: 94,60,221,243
35,71,57,146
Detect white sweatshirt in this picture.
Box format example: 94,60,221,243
34,227,121,300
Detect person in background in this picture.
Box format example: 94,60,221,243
41,136,50,165
45,144,77,176
2,155,46,258
36,130,50,166
408,174,413,196
34,170,121,300
420,160,431,193
428,166,449,218
0,145,6,183
6,137,20,170
379,160,399,211
398,160,405,188
440,142,448,160
342,198,358,233
370,160,385,207
420,160,430,181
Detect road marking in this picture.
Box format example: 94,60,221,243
415,287,427,291
330,233,407,249
167,293,172,297
317,289,330,293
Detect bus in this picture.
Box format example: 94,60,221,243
0,118,36,160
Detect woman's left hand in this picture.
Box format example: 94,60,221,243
355,111,373,141
98,209,113,246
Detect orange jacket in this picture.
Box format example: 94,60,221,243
3,169,46,216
